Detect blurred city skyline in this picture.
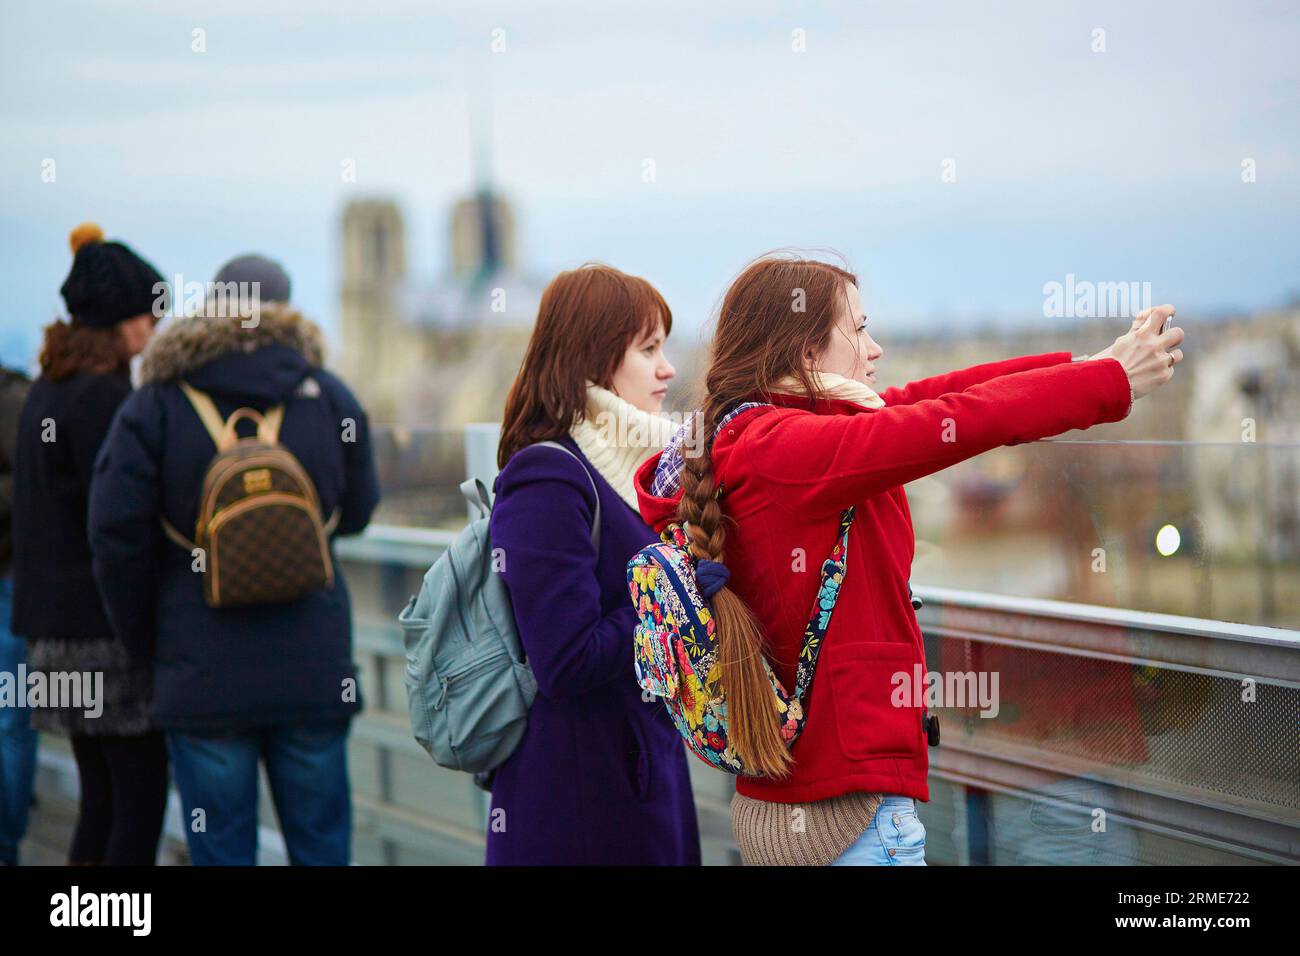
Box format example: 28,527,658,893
2,0,1298,371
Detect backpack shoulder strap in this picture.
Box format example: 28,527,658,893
160,382,226,552
179,381,285,449
178,381,227,447
793,505,855,702
261,404,285,444
526,440,602,551
163,383,293,550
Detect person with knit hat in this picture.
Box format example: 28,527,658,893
211,253,292,306
8,223,169,865
86,252,380,866
197,253,292,329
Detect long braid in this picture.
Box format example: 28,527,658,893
677,399,793,777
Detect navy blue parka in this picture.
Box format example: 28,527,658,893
87,306,380,733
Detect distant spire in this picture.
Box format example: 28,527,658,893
468,89,501,282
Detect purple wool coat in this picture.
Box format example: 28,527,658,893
485,435,701,865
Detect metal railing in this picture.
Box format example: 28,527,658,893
27,423,1300,865
914,589,1299,864
337,526,1300,866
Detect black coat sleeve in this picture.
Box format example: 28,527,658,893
87,385,163,662
318,370,380,537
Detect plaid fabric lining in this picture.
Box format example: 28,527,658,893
649,402,768,498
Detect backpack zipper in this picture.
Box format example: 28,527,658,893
646,546,707,666
434,649,512,711
198,451,322,538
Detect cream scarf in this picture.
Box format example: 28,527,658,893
569,382,678,511
770,369,886,409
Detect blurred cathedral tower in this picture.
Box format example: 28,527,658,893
337,123,541,427
339,200,414,423
450,191,517,281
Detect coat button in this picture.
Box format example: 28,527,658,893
888,848,896,856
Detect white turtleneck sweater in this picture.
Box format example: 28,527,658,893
568,382,679,511
769,369,886,409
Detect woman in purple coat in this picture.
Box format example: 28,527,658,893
486,264,701,865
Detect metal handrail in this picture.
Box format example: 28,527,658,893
914,585,1300,686
337,520,1298,863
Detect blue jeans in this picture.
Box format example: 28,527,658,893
166,719,352,866
832,795,928,866
0,577,38,866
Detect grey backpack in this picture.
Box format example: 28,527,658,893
398,441,600,785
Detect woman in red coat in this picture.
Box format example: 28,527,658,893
634,254,1183,865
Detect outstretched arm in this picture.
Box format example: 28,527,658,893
741,356,1134,518
878,351,1075,406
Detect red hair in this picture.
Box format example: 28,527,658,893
38,319,129,381
498,263,672,468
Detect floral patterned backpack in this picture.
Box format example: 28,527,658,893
627,502,854,776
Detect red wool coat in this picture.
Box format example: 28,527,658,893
634,352,1133,804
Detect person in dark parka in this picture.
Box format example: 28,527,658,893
88,259,380,866
10,222,169,865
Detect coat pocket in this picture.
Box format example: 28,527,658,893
624,712,653,801
825,640,925,760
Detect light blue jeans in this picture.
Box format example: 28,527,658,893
832,795,927,866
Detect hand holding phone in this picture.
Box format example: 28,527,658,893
1090,305,1182,400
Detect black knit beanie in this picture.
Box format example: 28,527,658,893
59,222,168,328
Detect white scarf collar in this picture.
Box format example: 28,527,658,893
770,369,886,408
569,381,678,511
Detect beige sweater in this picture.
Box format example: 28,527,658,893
732,789,884,866
568,381,677,510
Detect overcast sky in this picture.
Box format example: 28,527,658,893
2,0,1297,368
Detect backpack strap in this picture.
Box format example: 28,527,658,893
161,516,197,552
161,382,308,550
532,440,601,551
467,442,601,551
179,381,284,450
704,399,853,703
261,404,285,443
460,478,493,521
792,505,855,702
178,381,227,447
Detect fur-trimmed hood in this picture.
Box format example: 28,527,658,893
139,303,326,384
